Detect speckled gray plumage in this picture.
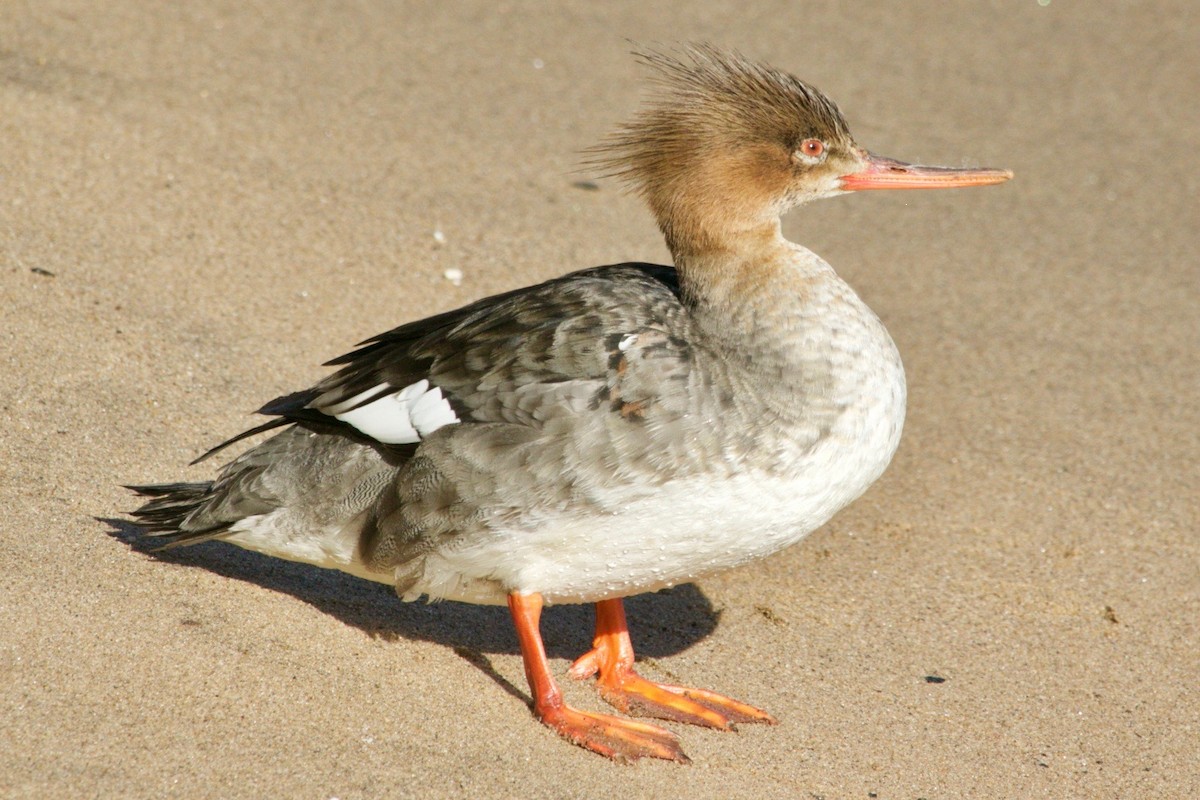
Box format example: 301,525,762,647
130,247,904,605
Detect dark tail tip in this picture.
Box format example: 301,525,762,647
123,482,215,538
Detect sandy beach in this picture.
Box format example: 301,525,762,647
2,2,1197,797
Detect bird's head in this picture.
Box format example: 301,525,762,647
592,45,1011,256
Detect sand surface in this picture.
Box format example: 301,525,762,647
3,2,1197,798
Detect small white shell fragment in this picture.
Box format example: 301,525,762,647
443,268,464,286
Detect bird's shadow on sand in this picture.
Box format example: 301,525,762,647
100,518,722,700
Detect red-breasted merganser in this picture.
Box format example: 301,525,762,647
128,45,1011,763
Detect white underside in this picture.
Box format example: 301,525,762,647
414,391,903,605
225,509,389,585
413,462,878,605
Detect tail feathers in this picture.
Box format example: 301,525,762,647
125,482,232,548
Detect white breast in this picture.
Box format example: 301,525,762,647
411,423,900,606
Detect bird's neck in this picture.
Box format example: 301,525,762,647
669,216,835,340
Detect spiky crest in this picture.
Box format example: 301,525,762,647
589,45,856,257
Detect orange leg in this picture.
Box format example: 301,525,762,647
507,592,689,763
568,598,777,728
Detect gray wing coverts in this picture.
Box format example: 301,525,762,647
131,264,717,578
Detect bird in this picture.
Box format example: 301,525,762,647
126,44,1012,763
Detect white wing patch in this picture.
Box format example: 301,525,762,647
328,380,459,444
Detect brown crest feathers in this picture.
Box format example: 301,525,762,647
587,44,852,199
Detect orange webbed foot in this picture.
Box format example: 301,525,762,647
570,647,776,728
569,599,777,729
508,592,691,763
536,703,690,763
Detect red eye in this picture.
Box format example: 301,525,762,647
800,138,825,157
